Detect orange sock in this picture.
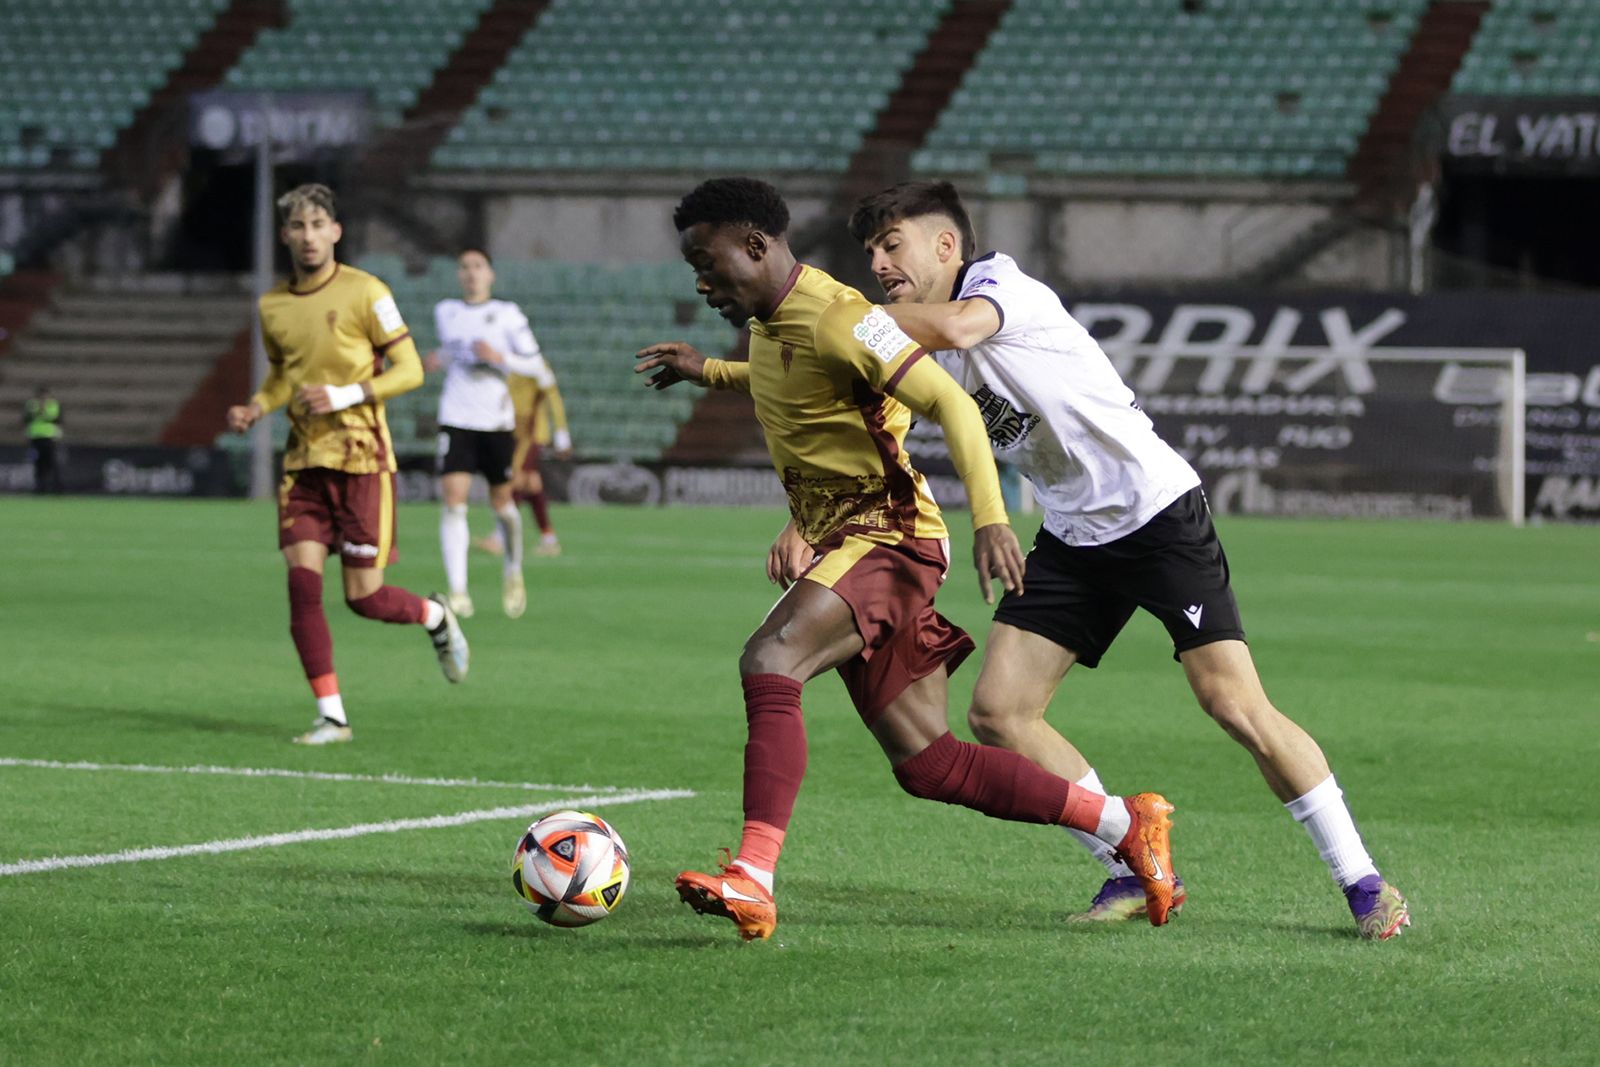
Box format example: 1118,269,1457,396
309,673,339,698
734,820,785,886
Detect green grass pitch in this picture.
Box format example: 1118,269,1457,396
1,497,1595,1065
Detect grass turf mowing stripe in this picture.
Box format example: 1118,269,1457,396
0,757,635,794
0,787,694,878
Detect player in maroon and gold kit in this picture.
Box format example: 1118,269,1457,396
636,178,1177,940
227,184,469,745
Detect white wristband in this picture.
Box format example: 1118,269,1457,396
553,428,572,451
325,383,366,412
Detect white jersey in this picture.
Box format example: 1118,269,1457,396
932,253,1200,546
433,298,552,432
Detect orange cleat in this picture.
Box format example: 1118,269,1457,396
1114,793,1177,927
674,853,777,941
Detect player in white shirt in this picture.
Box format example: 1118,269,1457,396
814,181,1408,940
425,248,551,619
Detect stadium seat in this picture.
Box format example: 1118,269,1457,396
915,0,1425,180
0,0,225,169
432,0,945,173
222,0,493,122
1452,1,1600,95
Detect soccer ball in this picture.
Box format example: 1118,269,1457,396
511,810,631,927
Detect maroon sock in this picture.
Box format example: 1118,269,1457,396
346,585,428,625
287,567,334,679
741,673,807,832
527,491,552,534
893,731,1099,829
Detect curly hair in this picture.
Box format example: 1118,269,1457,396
673,177,790,236
276,183,338,224
848,180,975,260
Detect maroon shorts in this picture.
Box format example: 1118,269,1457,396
804,534,974,724
277,468,398,568
515,435,542,474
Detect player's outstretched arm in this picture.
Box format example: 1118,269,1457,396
635,342,722,390
892,358,1025,603
883,299,1001,352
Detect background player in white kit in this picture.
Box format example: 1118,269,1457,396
807,181,1410,941
426,248,552,619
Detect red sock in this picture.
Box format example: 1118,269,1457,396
346,585,428,625
526,491,552,534
734,673,806,875
892,731,1112,834
287,567,334,681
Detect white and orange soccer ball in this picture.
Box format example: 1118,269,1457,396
512,810,631,927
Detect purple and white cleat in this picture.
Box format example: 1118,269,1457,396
1345,874,1411,940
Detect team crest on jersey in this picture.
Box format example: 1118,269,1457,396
780,344,795,375
325,310,338,332
972,384,1040,450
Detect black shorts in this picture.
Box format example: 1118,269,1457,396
437,426,515,484
992,486,1245,668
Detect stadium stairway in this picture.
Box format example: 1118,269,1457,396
794,0,1013,282
0,270,62,363
0,277,246,446
102,0,289,198
1348,0,1492,209
358,0,556,179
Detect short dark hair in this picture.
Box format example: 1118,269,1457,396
673,177,790,237
457,246,493,266
848,180,976,260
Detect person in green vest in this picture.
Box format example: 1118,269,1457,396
23,385,63,493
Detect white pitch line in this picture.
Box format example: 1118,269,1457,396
0,757,628,795
0,788,695,878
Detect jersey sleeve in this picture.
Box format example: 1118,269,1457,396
703,358,751,393
955,257,1028,340
885,357,1009,530
363,276,412,352
499,306,550,380
813,299,925,393
250,299,292,412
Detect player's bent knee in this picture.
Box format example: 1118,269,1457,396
892,732,961,800
966,702,1016,747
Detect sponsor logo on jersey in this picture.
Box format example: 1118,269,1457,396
372,294,405,334
781,343,795,375
971,384,1041,449
325,310,338,332
852,307,916,363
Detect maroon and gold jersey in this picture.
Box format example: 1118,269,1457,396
703,264,1005,548
251,264,422,475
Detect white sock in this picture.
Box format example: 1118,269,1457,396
1063,768,1136,877
440,503,470,596
1093,792,1131,848
316,693,347,726
494,503,523,575
422,598,445,630
733,859,774,894
1285,774,1379,887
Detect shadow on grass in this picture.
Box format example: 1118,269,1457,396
4,700,285,738
461,920,714,950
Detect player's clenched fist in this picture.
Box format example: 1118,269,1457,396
227,402,263,433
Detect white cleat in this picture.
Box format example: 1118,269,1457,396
502,571,527,619
534,533,561,557
447,592,475,619
427,592,470,683
293,718,353,745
